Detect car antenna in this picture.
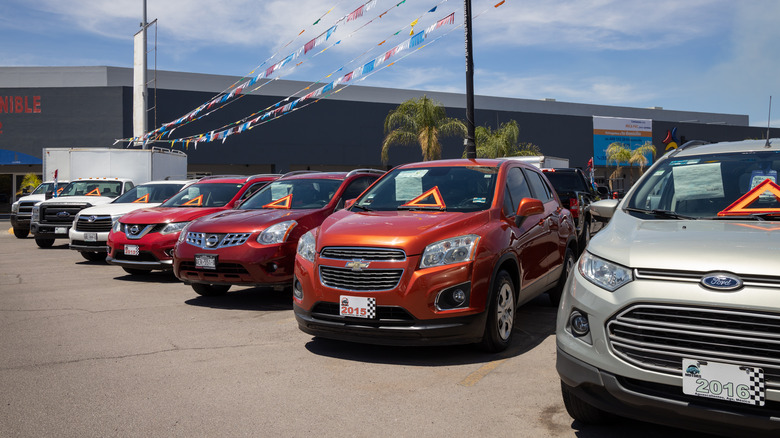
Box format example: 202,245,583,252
766,95,773,148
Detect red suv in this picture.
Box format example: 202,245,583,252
293,159,577,352
173,170,384,296
107,175,278,275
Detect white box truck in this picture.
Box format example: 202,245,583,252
505,155,569,169
30,147,187,248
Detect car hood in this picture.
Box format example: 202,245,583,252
119,206,229,224
589,211,780,275
187,208,314,232
39,196,115,206
77,203,163,218
316,210,490,256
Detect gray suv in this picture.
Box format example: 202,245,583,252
556,138,780,436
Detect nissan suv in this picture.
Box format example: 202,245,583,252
173,169,383,296
557,138,780,436
294,158,577,352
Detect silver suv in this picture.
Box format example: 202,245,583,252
556,138,780,436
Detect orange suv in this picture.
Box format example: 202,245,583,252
293,159,577,352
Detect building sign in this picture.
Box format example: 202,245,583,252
0,96,42,114
593,116,652,166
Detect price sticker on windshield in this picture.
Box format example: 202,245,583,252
682,359,764,406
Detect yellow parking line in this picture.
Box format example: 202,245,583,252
458,358,508,387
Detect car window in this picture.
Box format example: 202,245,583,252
113,183,185,204
58,181,124,197
523,169,554,202
160,183,243,207
238,181,269,203
627,150,780,218
503,167,532,216
240,179,343,210
354,166,498,212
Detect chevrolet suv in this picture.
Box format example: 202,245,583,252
107,175,278,275
557,138,780,436
173,169,383,296
294,158,577,352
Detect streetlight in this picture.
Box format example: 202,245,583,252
463,0,476,159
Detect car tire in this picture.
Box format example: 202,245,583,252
480,270,515,353
80,251,106,262
35,238,55,248
560,381,610,424
548,247,575,306
122,267,151,275
192,283,231,296
13,227,29,239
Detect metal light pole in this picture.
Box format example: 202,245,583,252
463,0,477,159
133,0,149,148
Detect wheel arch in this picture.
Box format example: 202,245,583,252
487,252,521,304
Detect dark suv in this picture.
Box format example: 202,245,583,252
542,168,600,252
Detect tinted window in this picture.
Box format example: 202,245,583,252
161,183,243,207
524,169,554,202
241,179,343,210
503,167,532,216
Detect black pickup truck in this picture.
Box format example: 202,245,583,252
542,168,602,253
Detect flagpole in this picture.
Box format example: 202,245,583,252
463,0,476,159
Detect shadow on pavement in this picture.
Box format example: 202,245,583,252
302,295,557,367
185,286,294,312
112,270,181,283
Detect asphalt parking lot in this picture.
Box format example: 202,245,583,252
0,220,716,437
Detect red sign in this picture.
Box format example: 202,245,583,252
0,96,42,114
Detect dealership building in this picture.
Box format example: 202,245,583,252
1,65,777,206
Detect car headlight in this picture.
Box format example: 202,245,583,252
31,206,40,222
578,251,633,292
11,202,18,214
177,223,193,243
258,220,297,245
297,230,316,263
420,234,480,269
112,220,123,233
160,221,188,235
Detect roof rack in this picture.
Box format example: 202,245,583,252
667,140,710,158
346,168,386,177
245,173,282,182
279,170,321,178
196,174,247,181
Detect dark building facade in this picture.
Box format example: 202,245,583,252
1,66,778,206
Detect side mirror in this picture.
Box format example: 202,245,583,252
596,186,609,198
590,199,619,221
514,198,544,227
45,191,54,199
344,198,356,209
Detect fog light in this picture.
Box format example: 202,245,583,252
569,310,590,336
267,262,278,273
435,283,471,311
293,277,303,300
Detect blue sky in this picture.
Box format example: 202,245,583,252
3,0,779,128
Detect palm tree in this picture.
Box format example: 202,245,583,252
605,142,631,191
17,173,42,195
629,141,657,176
465,120,542,158
381,95,466,164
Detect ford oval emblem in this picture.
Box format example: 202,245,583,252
57,211,70,218
701,272,743,291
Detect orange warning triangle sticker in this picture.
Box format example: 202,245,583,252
182,194,203,206
718,179,780,216
85,187,101,196
264,194,292,209
133,193,150,203
400,186,446,209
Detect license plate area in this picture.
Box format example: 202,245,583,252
195,254,217,270
55,227,67,234
124,244,139,256
85,232,97,242
339,295,376,319
682,358,765,406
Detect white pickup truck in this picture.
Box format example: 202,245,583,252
30,177,136,248
68,180,194,261
10,180,70,238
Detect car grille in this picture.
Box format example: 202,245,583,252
607,304,780,390
18,200,37,216
185,232,251,249
75,215,113,232
320,247,406,261
319,266,403,291
40,203,88,224
635,268,780,288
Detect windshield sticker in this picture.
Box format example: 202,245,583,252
473,197,487,204
182,194,203,206
133,194,150,203
395,171,426,201
718,179,780,216
264,194,292,209
672,163,724,201
670,159,701,166
85,187,101,196
749,170,778,201
400,186,446,209
271,184,291,200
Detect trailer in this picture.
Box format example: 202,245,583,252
42,147,187,183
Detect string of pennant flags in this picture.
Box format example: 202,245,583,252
118,0,509,148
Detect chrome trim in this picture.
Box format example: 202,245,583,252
320,246,406,261
185,232,251,249
318,265,403,291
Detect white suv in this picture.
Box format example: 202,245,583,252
557,138,780,436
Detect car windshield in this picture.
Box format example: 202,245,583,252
58,181,123,198
32,182,67,195
353,166,498,212
160,183,243,207
112,183,186,204
544,172,585,192
240,179,343,210
626,150,780,219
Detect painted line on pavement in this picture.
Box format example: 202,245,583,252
459,358,508,387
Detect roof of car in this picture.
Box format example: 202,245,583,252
398,158,505,169
193,174,280,184
672,138,779,157
276,169,385,181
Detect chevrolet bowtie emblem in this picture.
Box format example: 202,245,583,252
345,260,370,271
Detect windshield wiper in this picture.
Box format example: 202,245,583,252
624,207,696,220
712,213,780,221
397,205,446,211
351,204,373,212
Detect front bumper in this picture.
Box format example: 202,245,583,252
69,230,110,253
558,348,780,436
10,214,29,230
31,223,71,239
107,232,177,271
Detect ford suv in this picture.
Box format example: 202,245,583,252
106,175,278,275
294,158,577,352
557,138,780,436
173,169,383,296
